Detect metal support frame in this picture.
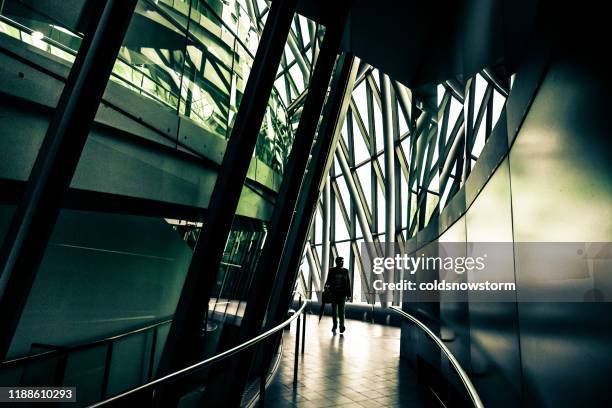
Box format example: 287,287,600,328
148,328,158,381
303,47,513,310
257,329,275,407
0,0,138,360
391,86,403,306
270,53,359,330
306,244,322,295
259,361,266,407
156,0,298,377
463,78,476,181
322,179,331,284
87,303,307,407
301,309,306,355
254,11,349,337
293,297,302,385
101,342,114,398
380,72,395,307
208,11,349,404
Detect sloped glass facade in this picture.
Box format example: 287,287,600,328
300,65,512,304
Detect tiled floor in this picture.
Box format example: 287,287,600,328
264,314,436,407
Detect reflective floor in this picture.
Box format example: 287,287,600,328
265,314,436,407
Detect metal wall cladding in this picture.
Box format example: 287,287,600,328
401,46,612,407
509,52,612,407
466,158,522,407
6,209,193,359
438,217,473,397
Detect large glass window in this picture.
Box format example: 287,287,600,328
0,0,321,174
302,65,511,306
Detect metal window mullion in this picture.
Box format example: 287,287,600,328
437,91,451,169
439,125,466,201
351,241,373,303
322,179,331,283
392,86,403,304
331,180,351,237
349,99,371,150
338,138,373,225
268,52,358,337
275,58,299,80
442,111,465,159
347,107,355,167
287,30,309,79
372,159,386,195
444,79,465,103
336,147,375,247
364,78,378,232
395,144,410,181
485,84,494,139
156,0,298,378
380,71,396,307
408,110,432,185
355,61,372,85
463,77,475,180
392,80,413,133
367,74,382,110
482,67,510,97
469,85,493,149
281,53,292,102
305,244,322,293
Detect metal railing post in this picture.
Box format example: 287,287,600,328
301,308,306,355
389,306,484,408
259,341,266,407
293,296,302,385
88,302,307,407
148,327,158,381
101,342,114,398
54,352,68,387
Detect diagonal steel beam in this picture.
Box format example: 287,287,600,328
378,72,396,306
321,179,331,284
0,0,138,360
156,0,298,377
268,59,358,324
202,10,351,405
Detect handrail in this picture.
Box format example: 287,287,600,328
1,318,172,368
0,15,170,94
88,300,308,407
389,306,484,408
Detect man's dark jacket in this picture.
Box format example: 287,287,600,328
325,267,351,302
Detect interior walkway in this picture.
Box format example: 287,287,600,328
265,313,437,407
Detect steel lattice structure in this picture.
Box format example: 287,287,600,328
300,62,512,305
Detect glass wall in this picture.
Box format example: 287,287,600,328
0,0,320,172
0,208,194,406
0,0,324,401
300,65,511,305
199,10,324,357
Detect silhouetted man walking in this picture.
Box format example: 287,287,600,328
324,257,351,334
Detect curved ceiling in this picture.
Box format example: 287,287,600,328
297,0,540,88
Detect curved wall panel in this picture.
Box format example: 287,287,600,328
400,31,612,408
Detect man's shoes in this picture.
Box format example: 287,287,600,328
340,326,346,334
332,326,337,334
